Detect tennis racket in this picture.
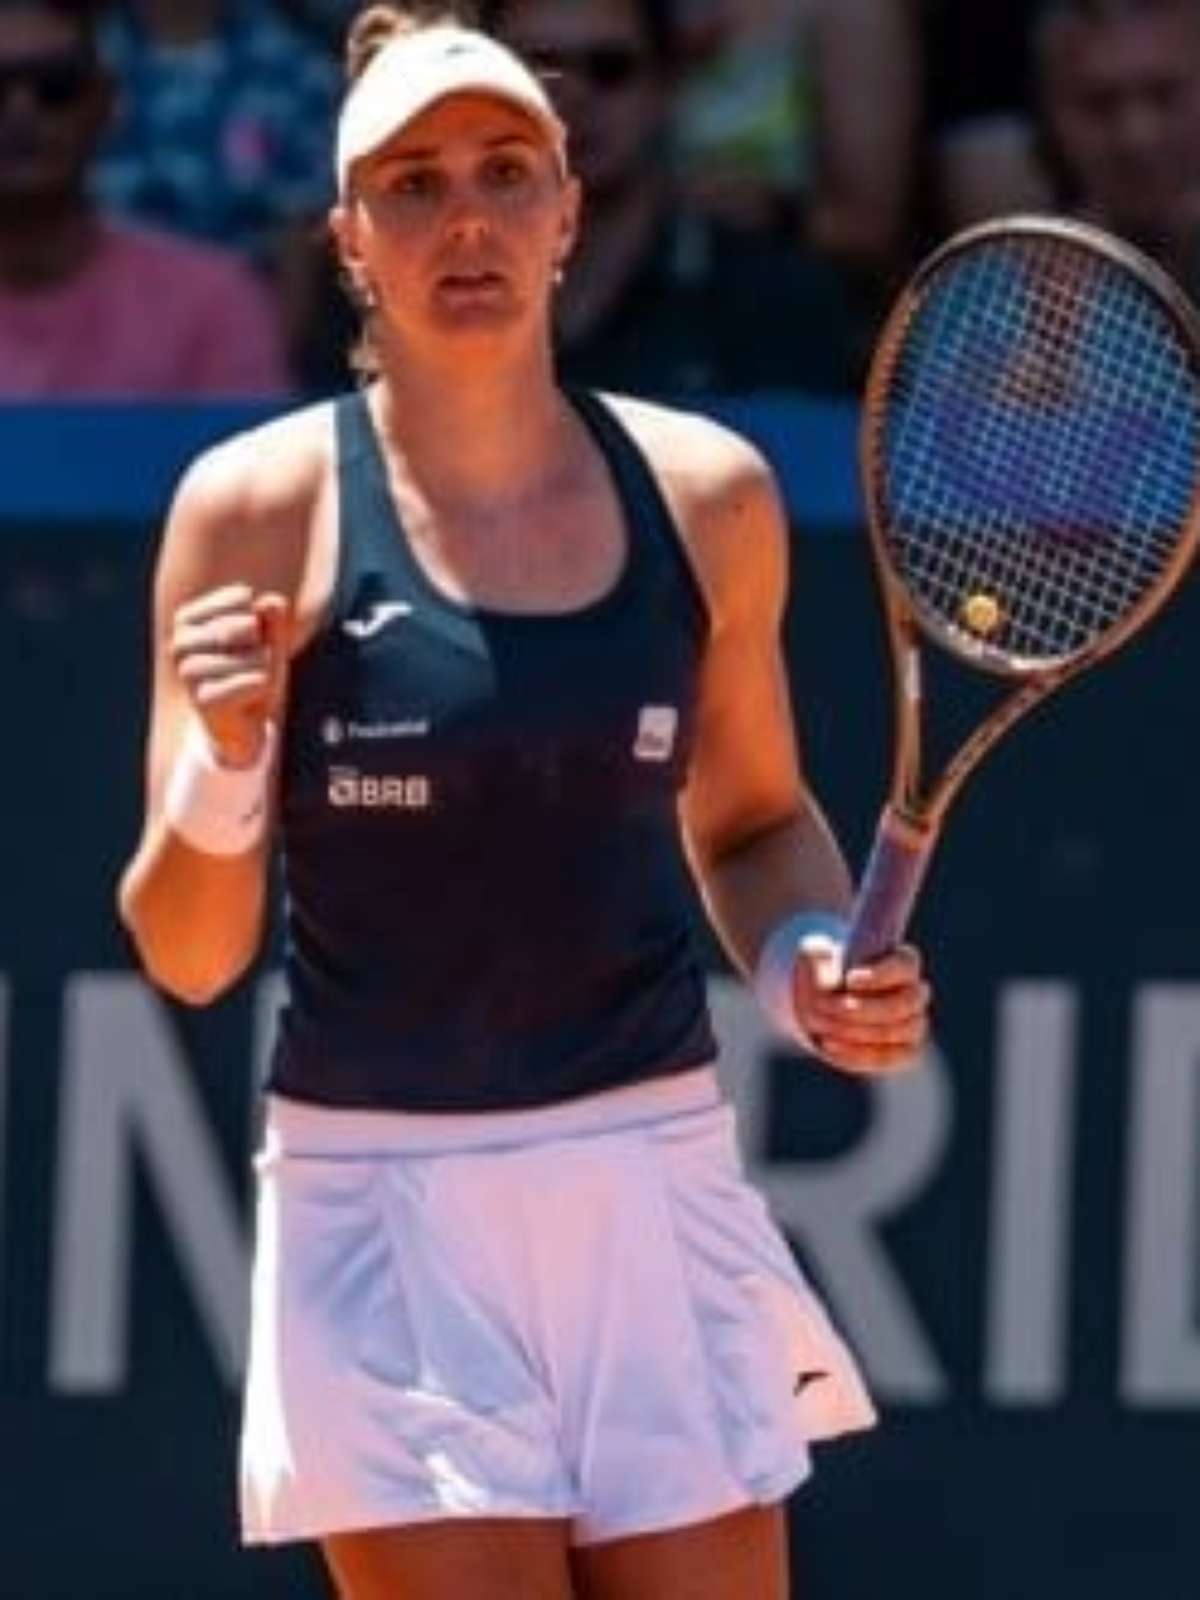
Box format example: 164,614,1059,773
843,214,1200,970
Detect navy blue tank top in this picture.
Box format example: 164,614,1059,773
268,388,718,1111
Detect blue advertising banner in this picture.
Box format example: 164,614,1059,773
0,405,1197,1598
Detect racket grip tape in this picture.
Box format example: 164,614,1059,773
843,810,934,970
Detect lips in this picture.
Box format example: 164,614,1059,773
437,270,507,290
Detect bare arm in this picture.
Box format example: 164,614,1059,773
807,0,921,281
677,431,928,1072
679,455,852,967
117,444,300,1004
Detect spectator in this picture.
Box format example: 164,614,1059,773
670,0,814,236
0,0,290,398
674,0,920,284
476,0,864,397
923,0,1051,232
92,0,338,271
1034,0,1200,288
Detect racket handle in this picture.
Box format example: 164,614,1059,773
843,809,935,970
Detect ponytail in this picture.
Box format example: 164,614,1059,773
344,1,480,85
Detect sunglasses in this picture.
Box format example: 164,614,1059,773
0,52,95,113
522,42,648,92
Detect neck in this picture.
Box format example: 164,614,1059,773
372,339,573,509
1143,220,1198,284
0,202,99,290
1082,200,1195,281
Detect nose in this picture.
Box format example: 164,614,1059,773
442,198,492,248
1111,97,1164,157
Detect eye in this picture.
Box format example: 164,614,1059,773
388,167,440,200
485,153,535,189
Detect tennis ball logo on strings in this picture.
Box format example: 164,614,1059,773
959,591,1004,637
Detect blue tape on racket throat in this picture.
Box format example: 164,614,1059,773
753,911,849,1052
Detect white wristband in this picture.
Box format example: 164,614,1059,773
163,717,276,857
753,911,849,1052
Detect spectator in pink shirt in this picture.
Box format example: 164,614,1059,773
0,0,291,399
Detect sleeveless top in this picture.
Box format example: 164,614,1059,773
267,387,718,1111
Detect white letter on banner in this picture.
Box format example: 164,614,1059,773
48,975,249,1394
709,977,950,1401
985,983,1078,1404
249,970,287,1147
0,976,9,1316
1121,986,1200,1406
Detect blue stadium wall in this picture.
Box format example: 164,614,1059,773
0,399,1196,1598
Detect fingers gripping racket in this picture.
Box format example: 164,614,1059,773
844,215,1200,969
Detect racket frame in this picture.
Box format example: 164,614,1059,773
845,214,1200,967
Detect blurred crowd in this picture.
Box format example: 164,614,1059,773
3,0,1200,402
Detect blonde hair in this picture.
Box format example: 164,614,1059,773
344,2,480,86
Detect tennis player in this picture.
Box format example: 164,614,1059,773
118,6,930,1596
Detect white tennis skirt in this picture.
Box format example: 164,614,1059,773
240,1067,876,1547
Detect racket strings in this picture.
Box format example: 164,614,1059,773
899,440,1183,639
891,292,1191,651
902,514,1164,653
892,311,1186,648
878,234,1200,665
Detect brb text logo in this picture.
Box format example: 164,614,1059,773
328,768,433,810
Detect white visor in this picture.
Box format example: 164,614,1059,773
336,26,568,193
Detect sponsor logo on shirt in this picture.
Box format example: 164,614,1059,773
633,705,679,762
321,716,431,747
328,768,433,811
341,601,414,640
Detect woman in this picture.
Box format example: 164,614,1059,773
118,6,930,1596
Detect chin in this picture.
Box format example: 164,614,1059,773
428,292,533,338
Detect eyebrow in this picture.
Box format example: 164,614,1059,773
379,133,541,166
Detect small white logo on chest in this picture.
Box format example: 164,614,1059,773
342,601,414,640
322,716,431,745
633,705,679,762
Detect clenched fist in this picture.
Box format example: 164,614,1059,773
169,584,291,767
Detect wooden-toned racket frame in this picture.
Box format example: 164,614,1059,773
860,213,1200,833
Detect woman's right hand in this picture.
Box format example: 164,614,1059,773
169,584,291,768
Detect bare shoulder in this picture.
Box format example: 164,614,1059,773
171,400,334,533
599,392,789,615
158,400,336,598
600,392,776,504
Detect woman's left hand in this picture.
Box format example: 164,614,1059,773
791,941,930,1075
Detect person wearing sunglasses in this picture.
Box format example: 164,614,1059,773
0,0,290,396
1033,0,1200,297
476,0,863,398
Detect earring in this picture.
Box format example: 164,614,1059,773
352,277,378,314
